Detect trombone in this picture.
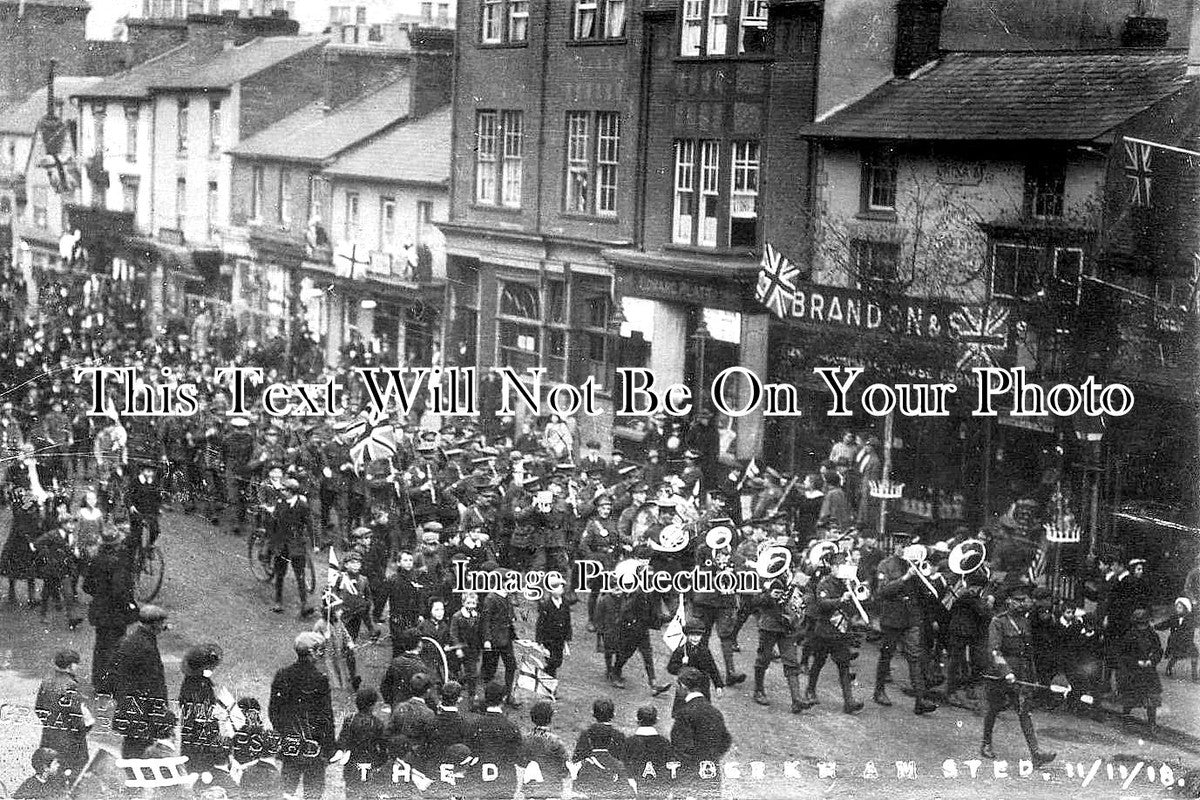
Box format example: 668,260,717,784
845,576,871,625
902,544,942,598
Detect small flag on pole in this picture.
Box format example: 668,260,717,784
736,458,761,491
662,595,687,652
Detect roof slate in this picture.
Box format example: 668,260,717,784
802,51,1191,142
229,79,412,163
324,105,451,185
72,36,323,99
0,77,102,134
148,36,325,90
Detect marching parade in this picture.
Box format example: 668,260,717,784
0,0,1198,797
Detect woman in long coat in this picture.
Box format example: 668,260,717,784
2,475,43,605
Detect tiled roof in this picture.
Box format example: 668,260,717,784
229,79,412,164
72,36,323,99
0,77,102,134
324,105,451,185
803,51,1191,142
148,36,325,90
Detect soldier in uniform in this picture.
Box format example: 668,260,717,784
692,526,746,686
752,567,814,714
581,494,622,629
874,542,938,715
803,548,865,714
980,583,1055,765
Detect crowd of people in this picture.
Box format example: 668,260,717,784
1,257,1198,799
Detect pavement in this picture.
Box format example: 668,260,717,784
1,507,1199,799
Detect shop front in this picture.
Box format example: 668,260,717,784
606,250,767,461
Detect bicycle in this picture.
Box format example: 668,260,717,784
127,512,165,603
246,524,315,592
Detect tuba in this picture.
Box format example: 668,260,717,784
942,539,988,610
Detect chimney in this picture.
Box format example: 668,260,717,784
894,0,946,77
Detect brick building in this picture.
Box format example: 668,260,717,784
67,18,322,334
225,38,452,363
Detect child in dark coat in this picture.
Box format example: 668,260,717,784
1119,608,1164,730
1155,597,1198,681
666,620,724,715
593,591,622,682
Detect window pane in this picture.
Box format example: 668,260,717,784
730,141,759,247
673,139,695,244
177,100,188,156
604,0,626,37
699,140,719,247
866,149,897,210
509,0,528,41
500,281,540,318
476,111,497,204
707,0,728,55
575,0,597,38
546,279,567,323
566,112,590,213
501,110,523,207
596,112,620,215
739,0,768,52
482,0,502,42
681,0,702,55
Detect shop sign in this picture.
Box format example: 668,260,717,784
616,270,747,310
782,282,963,342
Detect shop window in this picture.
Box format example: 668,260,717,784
1025,161,1065,219
574,285,612,387
564,111,620,216
861,147,897,212
850,239,899,289
498,281,542,372
682,0,769,56
546,278,567,324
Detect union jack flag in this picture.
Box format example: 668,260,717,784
1124,139,1153,208
755,243,800,319
334,241,371,280
950,304,1009,373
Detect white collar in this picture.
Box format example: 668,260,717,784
684,691,703,702
439,705,458,712
486,706,503,713
634,727,658,736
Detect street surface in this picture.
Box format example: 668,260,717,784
1,508,1198,799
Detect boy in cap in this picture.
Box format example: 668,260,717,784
1156,597,1198,681
12,747,66,799
1118,608,1164,731
111,605,173,758
34,650,91,780
667,619,725,713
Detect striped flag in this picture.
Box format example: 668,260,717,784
1026,546,1048,586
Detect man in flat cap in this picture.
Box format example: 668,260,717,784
110,605,173,758
85,523,137,691
270,632,335,799
270,478,314,617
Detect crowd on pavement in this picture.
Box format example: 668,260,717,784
2,258,1199,799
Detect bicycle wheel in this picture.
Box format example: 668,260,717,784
247,530,274,582
136,546,165,603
